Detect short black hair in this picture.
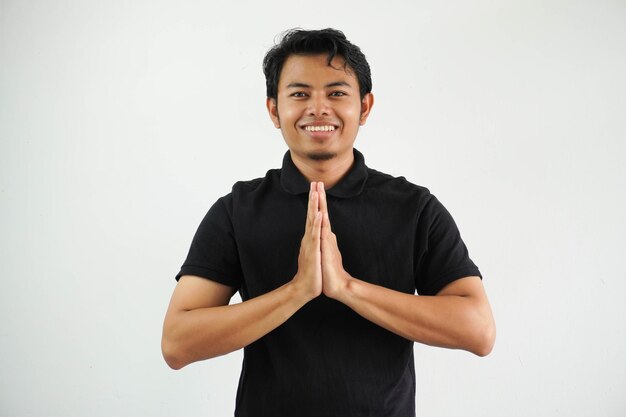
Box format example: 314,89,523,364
263,28,372,100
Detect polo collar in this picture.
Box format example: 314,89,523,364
280,149,369,198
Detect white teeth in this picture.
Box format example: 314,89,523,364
305,125,335,132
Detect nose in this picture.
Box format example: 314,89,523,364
307,94,331,117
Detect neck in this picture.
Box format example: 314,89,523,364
290,150,355,189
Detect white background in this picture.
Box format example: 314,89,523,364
1,1,625,416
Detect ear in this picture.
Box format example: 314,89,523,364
266,97,281,128
359,93,374,126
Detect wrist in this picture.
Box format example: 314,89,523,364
341,273,363,306
326,271,353,302
288,274,319,304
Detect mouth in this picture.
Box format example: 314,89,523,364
299,121,340,138
303,125,336,132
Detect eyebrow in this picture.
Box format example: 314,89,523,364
286,81,353,89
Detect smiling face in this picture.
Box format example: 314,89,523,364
267,54,373,166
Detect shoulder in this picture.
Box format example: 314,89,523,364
362,167,456,224
231,168,279,193
219,168,282,210
365,167,433,203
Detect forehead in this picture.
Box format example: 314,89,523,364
278,54,358,88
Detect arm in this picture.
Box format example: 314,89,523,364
332,276,495,356
317,183,496,356
162,184,324,370
161,275,314,369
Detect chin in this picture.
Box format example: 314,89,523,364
306,152,337,161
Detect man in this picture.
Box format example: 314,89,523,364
162,28,495,416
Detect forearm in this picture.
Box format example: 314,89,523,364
162,280,312,369
334,277,495,356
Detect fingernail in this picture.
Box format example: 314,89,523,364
320,182,325,191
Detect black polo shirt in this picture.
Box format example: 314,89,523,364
176,149,481,417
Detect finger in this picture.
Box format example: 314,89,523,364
322,211,332,236
312,211,322,236
312,181,320,211
311,211,323,250
318,182,328,217
306,183,319,231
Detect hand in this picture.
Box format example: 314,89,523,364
318,183,350,299
292,183,323,301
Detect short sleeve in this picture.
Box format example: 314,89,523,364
175,197,243,288
415,196,481,295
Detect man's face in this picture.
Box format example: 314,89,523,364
267,54,373,163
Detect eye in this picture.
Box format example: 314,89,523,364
290,92,307,98
330,91,347,97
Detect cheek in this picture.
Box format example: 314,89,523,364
277,100,303,122
339,105,363,127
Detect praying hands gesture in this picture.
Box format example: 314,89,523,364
293,182,350,301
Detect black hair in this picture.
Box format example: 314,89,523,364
263,28,372,100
